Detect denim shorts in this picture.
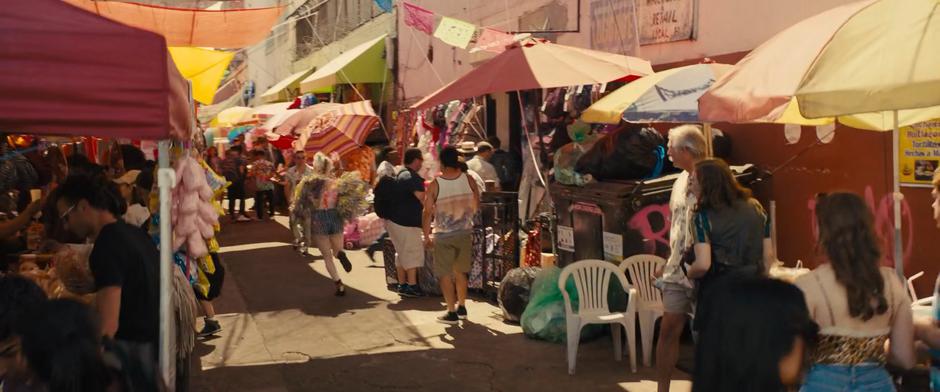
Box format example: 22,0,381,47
801,364,894,392
311,209,343,235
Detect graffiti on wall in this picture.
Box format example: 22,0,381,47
627,203,672,254
807,186,914,268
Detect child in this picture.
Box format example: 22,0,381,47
221,146,250,222
249,150,276,220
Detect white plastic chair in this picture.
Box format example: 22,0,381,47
559,259,637,375
908,271,934,307
620,254,666,367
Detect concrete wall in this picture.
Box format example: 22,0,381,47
292,12,395,73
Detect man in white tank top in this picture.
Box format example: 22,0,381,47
423,147,480,325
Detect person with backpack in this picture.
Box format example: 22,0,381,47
382,148,425,298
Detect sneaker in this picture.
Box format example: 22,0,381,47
337,252,352,273
334,280,346,297
197,319,222,338
398,285,421,298
456,305,468,320
236,215,251,222
437,311,459,325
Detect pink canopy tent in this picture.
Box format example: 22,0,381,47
0,0,192,140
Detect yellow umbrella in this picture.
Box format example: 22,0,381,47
169,47,235,105
213,106,253,127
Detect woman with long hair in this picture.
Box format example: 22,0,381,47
295,153,353,296
795,192,914,391
684,159,775,332
693,277,818,392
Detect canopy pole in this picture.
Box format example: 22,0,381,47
892,110,904,278
156,140,175,386
703,122,714,157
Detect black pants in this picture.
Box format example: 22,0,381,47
228,181,246,216
254,190,275,219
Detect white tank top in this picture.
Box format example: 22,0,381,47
434,173,476,234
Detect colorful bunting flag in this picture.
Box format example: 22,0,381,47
470,28,515,53
373,0,392,13
402,2,435,34
434,16,476,49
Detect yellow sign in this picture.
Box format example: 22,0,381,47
899,119,940,185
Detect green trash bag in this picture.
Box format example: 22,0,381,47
520,265,628,343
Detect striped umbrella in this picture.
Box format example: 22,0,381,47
302,100,379,157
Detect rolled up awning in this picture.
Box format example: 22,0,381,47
300,34,388,93
258,68,315,104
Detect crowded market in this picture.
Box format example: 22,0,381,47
2,0,940,391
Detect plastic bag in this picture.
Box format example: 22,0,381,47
576,124,666,181
521,266,616,343
499,267,541,323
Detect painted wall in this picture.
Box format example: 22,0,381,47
396,0,858,105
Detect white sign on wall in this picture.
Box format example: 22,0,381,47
589,0,641,55
557,225,575,252
602,232,624,261
637,0,696,45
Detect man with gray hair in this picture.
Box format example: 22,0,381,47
656,124,706,392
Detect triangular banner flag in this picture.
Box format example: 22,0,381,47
470,27,515,53
434,16,476,49
402,2,435,34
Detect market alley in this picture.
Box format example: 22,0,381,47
190,216,692,392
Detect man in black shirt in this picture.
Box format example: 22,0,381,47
388,148,425,298
54,175,159,351
486,136,521,192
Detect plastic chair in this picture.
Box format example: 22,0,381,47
908,271,934,307
559,259,637,375
620,254,667,367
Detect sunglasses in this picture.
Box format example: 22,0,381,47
60,203,77,222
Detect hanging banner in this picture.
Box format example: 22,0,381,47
434,16,476,49
899,120,940,186
637,0,696,45
402,2,436,34
589,0,640,55
470,27,515,54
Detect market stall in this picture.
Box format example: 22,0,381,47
1,0,195,384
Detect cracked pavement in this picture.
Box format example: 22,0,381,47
190,217,691,391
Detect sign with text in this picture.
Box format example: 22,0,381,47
602,232,623,261
637,0,696,45
899,120,940,186
589,0,640,55
557,225,575,252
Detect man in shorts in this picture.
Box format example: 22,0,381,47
388,148,425,298
423,147,480,324
656,124,706,392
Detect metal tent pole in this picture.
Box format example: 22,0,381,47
892,110,904,278
157,140,175,386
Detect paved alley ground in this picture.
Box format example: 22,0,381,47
190,216,692,392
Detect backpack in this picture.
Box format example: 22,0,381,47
373,175,398,220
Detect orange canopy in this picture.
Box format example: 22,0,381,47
64,0,285,48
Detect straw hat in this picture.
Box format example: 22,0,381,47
457,141,477,154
